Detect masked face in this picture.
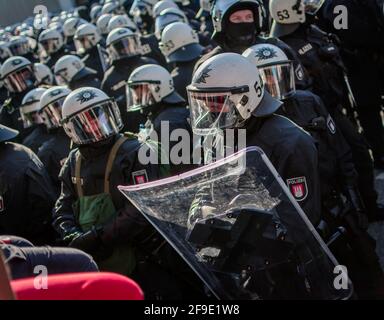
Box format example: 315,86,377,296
225,9,256,51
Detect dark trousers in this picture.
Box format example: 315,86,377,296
1,236,99,280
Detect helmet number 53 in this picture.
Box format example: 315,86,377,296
277,10,290,21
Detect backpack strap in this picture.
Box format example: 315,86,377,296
104,135,129,194
75,152,84,198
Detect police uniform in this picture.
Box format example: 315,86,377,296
0,142,56,245
140,34,168,68
0,95,28,143
37,128,71,196
22,124,51,154
245,113,322,224
275,23,382,220
82,46,106,82
277,90,357,199
101,56,158,132
171,59,199,100
1,238,98,280
45,48,68,69
318,0,384,168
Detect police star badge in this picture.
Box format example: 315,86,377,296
255,47,278,61
76,90,97,104
195,65,212,84
286,176,308,202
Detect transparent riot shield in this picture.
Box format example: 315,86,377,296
119,147,353,300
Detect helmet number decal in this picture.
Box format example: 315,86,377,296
276,10,290,21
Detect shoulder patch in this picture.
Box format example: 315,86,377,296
132,170,148,185
286,177,308,202
298,43,313,55
326,115,336,134
295,65,304,81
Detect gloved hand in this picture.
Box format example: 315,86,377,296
62,226,83,244
69,226,102,255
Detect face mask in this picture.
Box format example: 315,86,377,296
225,22,256,50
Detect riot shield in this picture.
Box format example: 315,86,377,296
119,147,353,300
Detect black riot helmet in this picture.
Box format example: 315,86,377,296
211,0,266,51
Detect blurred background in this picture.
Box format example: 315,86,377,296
0,0,75,26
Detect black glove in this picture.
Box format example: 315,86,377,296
69,226,102,255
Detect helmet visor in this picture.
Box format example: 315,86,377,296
40,97,65,129
8,40,29,56
126,82,157,112
20,103,44,128
304,0,325,15
63,100,123,145
259,62,295,100
40,38,60,54
3,66,36,93
74,36,95,54
187,89,244,135
107,35,141,61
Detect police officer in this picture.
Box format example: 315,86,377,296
269,0,384,222
37,86,72,195
53,87,158,274
101,27,158,132
63,17,87,54
8,35,37,63
34,63,55,86
38,28,68,69
159,21,205,100
243,43,384,298
194,0,310,90
129,0,158,34
108,14,167,67
97,13,113,40
107,14,138,33
127,64,192,174
317,0,384,169
189,52,321,224
54,55,101,90
19,88,52,154
74,23,105,80
0,56,38,142
0,124,56,245
1,236,98,280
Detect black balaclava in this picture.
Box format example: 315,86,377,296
222,3,261,53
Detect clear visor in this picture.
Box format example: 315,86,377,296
187,90,242,135
55,71,69,86
40,97,66,129
126,82,157,112
304,0,325,14
74,36,94,54
8,40,30,56
107,35,141,61
155,14,183,39
63,100,123,145
40,38,60,54
259,62,295,100
3,66,36,93
20,103,44,128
